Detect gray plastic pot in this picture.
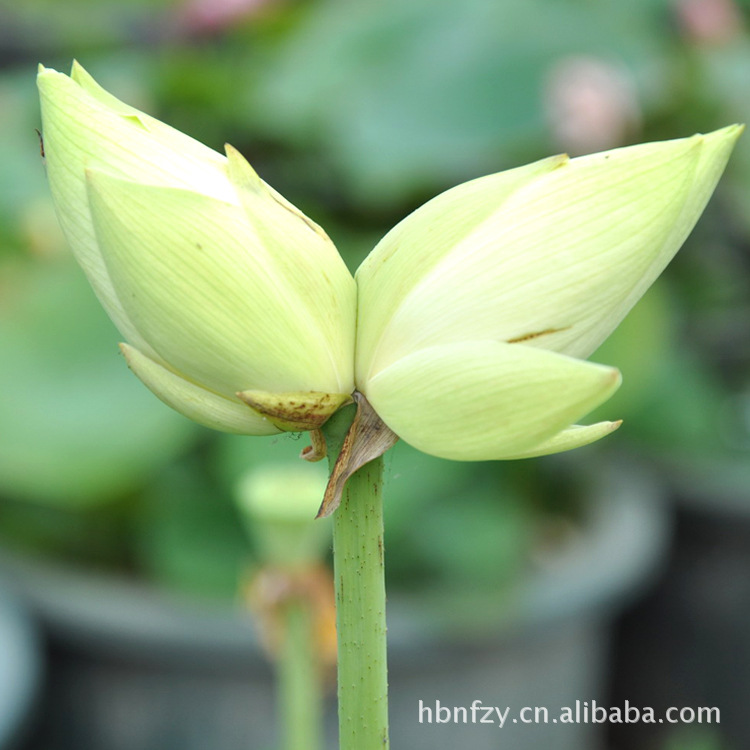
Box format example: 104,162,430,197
4,462,666,750
611,456,750,750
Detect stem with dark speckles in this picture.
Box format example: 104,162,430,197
323,406,390,750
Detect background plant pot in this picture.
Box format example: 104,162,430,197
609,457,750,750
387,464,668,750
3,463,666,750
0,580,41,750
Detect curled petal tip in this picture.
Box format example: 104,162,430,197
500,418,624,460
714,123,744,138
300,429,327,462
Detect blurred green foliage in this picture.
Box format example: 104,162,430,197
248,0,669,206
1,0,749,610
663,729,725,750
0,257,195,506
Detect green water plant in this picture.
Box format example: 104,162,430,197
37,61,740,750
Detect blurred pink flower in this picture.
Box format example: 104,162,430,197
544,56,642,155
675,0,743,44
178,0,278,34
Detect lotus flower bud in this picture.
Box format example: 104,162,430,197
236,463,331,567
355,126,742,461
38,63,355,435
38,62,741,467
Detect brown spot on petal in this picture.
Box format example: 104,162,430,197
35,129,45,160
507,326,570,344
237,390,352,432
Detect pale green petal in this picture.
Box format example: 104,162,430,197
37,66,236,359
224,144,331,239
38,65,356,396
225,145,356,391
355,153,568,382
499,421,622,460
357,127,741,381
68,61,146,114
120,344,279,435
69,61,229,171
38,67,233,199
363,341,621,461
38,68,149,354
87,169,352,397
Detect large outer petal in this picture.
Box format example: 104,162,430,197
87,170,354,396
363,340,621,461
356,127,741,382
38,65,236,358
354,153,568,382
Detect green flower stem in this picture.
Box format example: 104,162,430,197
278,599,322,750
324,406,390,750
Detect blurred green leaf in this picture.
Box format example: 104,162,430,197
383,442,532,592
0,256,196,506
662,728,725,750
133,461,252,601
252,0,668,205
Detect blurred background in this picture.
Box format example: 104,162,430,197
1,0,750,749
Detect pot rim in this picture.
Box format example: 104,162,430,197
0,458,668,666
